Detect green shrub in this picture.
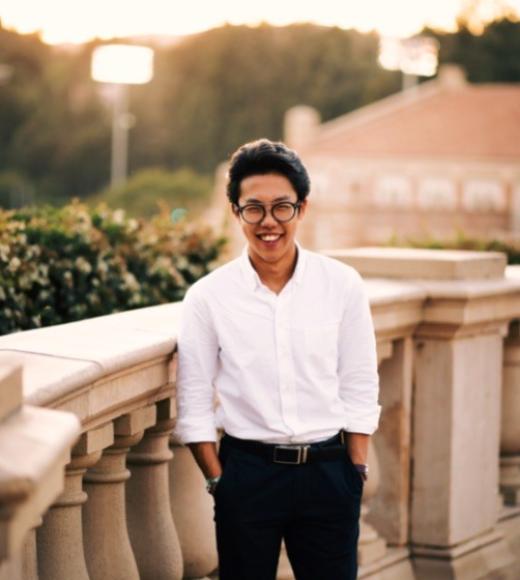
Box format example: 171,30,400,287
91,167,212,219
0,200,225,335
389,231,520,265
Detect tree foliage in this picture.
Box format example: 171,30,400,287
0,17,519,204
91,167,212,218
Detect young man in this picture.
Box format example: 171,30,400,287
175,139,380,580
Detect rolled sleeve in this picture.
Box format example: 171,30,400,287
338,271,381,435
174,285,219,444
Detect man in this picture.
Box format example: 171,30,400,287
175,139,380,580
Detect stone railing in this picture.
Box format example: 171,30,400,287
0,248,519,580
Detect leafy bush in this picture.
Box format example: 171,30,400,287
90,167,213,219
0,200,225,335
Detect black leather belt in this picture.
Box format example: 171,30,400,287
222,431,348,465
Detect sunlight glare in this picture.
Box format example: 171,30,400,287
1,0,519,44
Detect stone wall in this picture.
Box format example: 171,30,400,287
0,248,519,579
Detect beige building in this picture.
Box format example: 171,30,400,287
288,65,520,249
212,65,520,256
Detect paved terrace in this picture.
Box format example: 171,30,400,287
1,248,520,580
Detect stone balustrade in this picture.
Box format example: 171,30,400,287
0,248,518,580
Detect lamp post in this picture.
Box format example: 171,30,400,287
378,35,439,91
91,45,154,188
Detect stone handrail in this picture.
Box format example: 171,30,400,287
0,248,518,579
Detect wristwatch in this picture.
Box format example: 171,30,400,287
206,476,221,495
353,464,369,481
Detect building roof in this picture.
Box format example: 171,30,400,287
305,69,520,161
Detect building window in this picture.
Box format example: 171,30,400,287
417,178,456,210
462,179,506,212
373,175,413,208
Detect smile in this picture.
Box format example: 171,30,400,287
257,234,283,242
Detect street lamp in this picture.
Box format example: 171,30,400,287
378,36,439,91
91,44,154,188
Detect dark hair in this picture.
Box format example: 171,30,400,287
226,138,310,205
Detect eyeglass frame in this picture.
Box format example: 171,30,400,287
232,200,303,224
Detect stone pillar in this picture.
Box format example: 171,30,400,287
127,399,183,580
83,420,141,580
169,440,217,579
326,247,520,579
500,321,520,506
358,441,386,566
38,452,101,580
275,541,293,580
358,341,392,568
357,340,415,580
411,325,513,579
37,422,113,580
22,526,38,580
368,337,414,546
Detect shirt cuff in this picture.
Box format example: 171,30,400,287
345,405,382,435
174,422,218,445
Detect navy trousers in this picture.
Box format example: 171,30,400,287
214,434,363,580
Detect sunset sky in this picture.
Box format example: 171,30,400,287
1,0,519,44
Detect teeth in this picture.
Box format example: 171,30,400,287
260,235,280,241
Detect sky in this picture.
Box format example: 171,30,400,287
1,0,519,44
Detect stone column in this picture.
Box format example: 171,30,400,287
411,325,513,579
275,541,293,580
357,339,416,580
368,337,414,546
127,399,183,580
37,422,113,580
326,247,520,580
358,441,386,566
82,418,142,580
500,321,520,506
169,440,218,579
357,341,392,568
38,452,101,580
22,526,38,580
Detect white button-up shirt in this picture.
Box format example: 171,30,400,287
175,245,380,444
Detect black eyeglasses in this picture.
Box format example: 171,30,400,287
234,201,302,224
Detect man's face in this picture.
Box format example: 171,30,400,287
234,173,307,267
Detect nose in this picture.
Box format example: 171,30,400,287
260,207,278,227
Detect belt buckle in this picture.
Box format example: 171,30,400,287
273,445,310,465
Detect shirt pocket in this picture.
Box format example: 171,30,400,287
304,322,339,372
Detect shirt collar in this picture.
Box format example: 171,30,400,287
239,241,307,291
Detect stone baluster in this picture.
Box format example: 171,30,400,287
82,410,153,580
356,341,393,570
358,441,387,567
126,398,184,580
169,437,218,579
500,321,520,506
275,541,294,580
37,422,113,580
360,336,417,579
22,524,39,580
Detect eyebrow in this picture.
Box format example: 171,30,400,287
243,195,293,204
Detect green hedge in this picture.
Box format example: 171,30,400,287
389,232,520,265
0,200,225,335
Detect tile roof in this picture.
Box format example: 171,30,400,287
307,81,520,161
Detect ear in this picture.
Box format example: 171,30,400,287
298,198,308,220
231,203,240,220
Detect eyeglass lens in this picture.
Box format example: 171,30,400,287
241,202,297,224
